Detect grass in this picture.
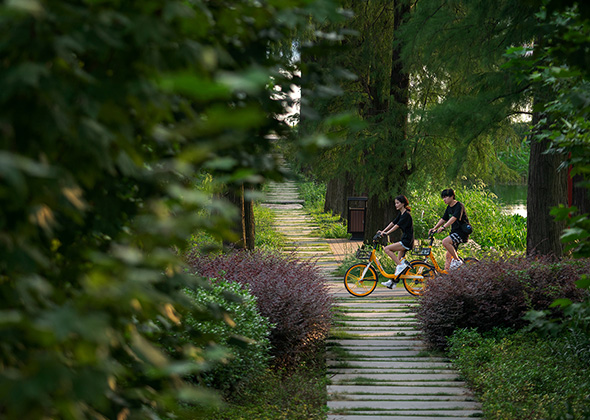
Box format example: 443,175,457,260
297,180,349,238
199,365,330,420
253,204,287,251
448,328,590,420
189,203,286,252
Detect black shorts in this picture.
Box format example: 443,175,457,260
449,232,468,250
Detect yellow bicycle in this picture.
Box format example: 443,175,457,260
344,234,436,297
409,233,478,275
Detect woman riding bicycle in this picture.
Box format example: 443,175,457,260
377,195,414,287
428,188,471,270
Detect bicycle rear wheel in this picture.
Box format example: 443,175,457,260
344,264,378,297
402,261,435,296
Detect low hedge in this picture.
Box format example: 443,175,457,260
186,249,334,366
182,279,272,394
417,257,590,349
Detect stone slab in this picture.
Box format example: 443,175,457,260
328,361,451,369
328,414,480,420
330,373,460,381
330,339,422,347
327,385,475,396
328,400,480,409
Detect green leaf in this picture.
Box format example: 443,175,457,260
158,73,231,102
560,227,590,243
549,298,572,308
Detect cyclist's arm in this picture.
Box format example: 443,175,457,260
430,216,456,233
378,222,398,236
436,216,457,233
430,218,445,233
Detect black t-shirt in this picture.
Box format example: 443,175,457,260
442,201,469,237
393,211,414,248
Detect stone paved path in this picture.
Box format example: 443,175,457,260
261,175,483,420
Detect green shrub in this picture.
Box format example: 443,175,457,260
186,249,334,366
183,279,272,394
449,328,590,420
417,257,590,349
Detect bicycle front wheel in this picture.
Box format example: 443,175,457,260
403,261,436,296
344,264,378,297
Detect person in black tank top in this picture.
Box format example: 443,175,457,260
377,195,414,288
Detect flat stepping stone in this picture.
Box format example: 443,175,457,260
328,416,479,420
328,385,473,395
328,400,480,410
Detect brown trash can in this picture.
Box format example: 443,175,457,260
347,197,367,240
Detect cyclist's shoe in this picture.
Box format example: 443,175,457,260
394,260,410,276
450,259,464,270
381,279,396,288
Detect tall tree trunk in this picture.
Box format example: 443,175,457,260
223,184,255,250
365,194,400,242
325,171,362,220
244,188,255,250
527,128,567,257
571,173,590,215
363,0,411,242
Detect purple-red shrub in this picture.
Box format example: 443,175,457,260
185,249,334,366
418,257,590,350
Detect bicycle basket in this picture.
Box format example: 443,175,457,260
415,247,431,256
355,248,371,260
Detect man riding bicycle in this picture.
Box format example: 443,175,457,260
428,188,472,270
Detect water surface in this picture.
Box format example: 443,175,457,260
490,184,527,217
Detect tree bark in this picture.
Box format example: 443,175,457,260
365,194,401,243
244,188,255,250
526,137,567,257
223,184,255,250
324,171,362,220
571,173,590,215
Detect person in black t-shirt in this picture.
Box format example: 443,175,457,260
428,188,470,270
377,195,414,288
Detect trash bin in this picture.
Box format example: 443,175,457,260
347,197,368,240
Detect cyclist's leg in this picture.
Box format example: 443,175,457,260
384,242,405,265
445,233,469,270
442,235,460,270
444,250,453,271
397,248,407,263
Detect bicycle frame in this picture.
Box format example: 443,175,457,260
361,246,423,281
410,236,447,274
411,235,478,274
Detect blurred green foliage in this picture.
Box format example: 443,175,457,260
0,0,344,418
